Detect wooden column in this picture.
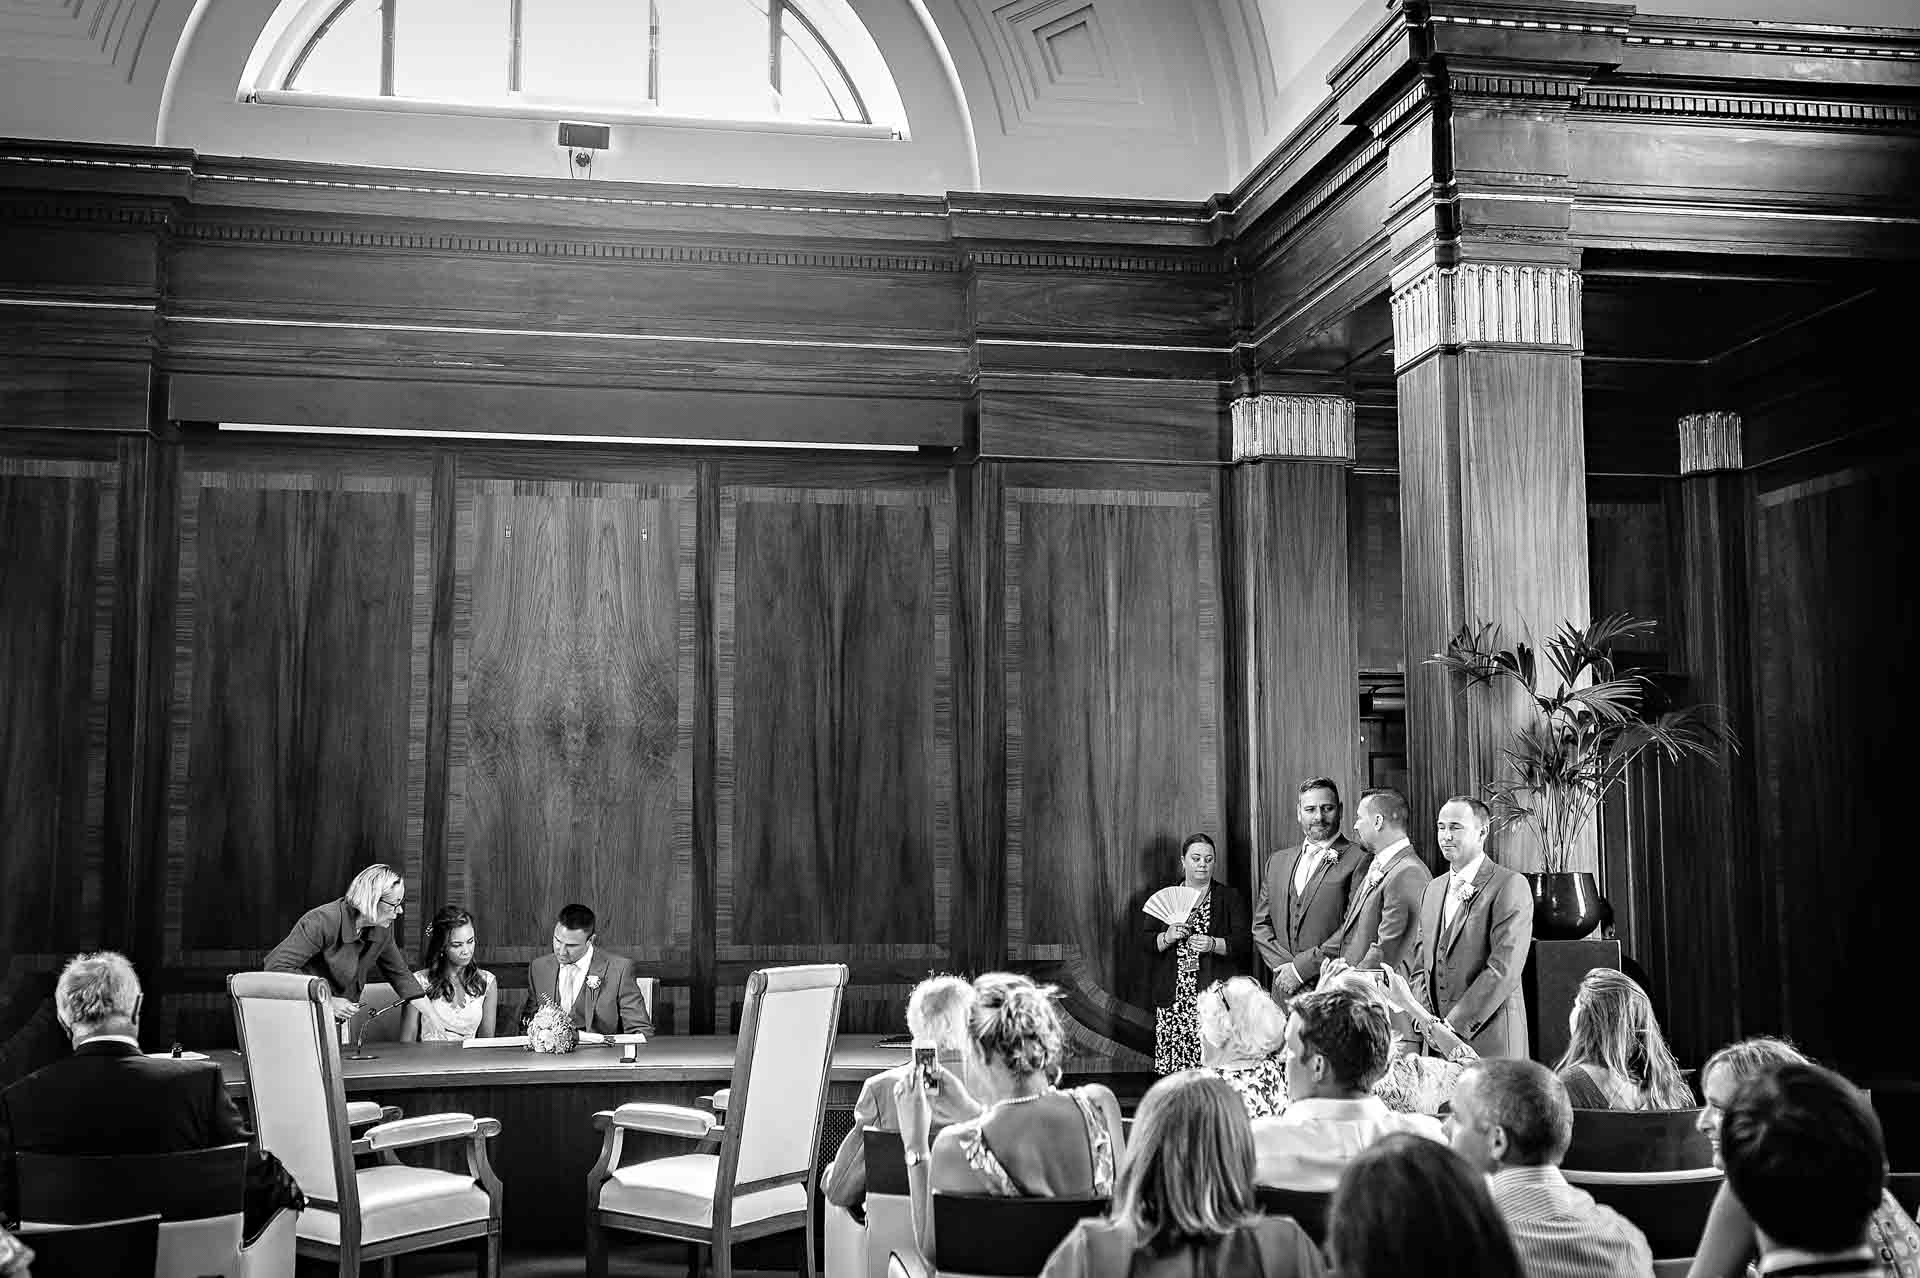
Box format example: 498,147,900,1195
1224,393,1363,885
1380,51,1603,865
1673,412,1766,1050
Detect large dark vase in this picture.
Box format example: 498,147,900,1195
1525,871,1606,941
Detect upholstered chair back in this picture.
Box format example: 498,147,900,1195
228,972,353,1209
725,964,846,1190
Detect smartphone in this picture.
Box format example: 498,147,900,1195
912,1040,940,1092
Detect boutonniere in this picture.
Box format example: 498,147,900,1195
585,973,603,992
1456,882,1481,908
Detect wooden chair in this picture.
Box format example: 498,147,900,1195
1562,1167,1725,1260
14,1214,161,1278
586,963,849,1278
228,972,503,1277
16,1142,296,1278
1253,1185,1331,1247
917,1194,1109,1278
1564,1107,1715,1172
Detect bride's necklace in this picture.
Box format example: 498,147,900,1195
998,1087,1054,1107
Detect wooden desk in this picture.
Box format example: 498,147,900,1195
218,1036,905,1249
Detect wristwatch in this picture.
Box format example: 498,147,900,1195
904,1149,929,1168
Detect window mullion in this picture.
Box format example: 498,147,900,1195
379,0,395,95
508,0,523,92
769,0,784,97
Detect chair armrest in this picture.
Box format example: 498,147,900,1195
1562,1167,1724,1185
595,1103,716,1140
702,1088,731,1112
353,1113,501,1155
239,1204,299,1278
346,1101,403,1130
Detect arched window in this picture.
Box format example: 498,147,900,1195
250,0,907,133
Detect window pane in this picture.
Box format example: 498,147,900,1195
392,0,510,103
520,0,654,104
287,0,383,95
653,0,771,119
778,16,863,122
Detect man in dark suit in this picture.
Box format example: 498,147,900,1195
520,903,653,1036
1303,786,1432,981
0,952,296,1236
1411,796,1533,1059
1252,777,1371,999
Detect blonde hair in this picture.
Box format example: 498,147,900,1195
970,972,1064,1080
1113,1071,1259,1254
344,863,402,925
1703,1036,1809,1089
906,975,975,1054
1196,977,1285,1062
56,951,142,1030
1555,969,1694,1109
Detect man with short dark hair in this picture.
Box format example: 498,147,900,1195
1410,795,1533,1058
520,903,653,1036
0,952,300,1237
1253,777,1370,998
1720,1063,1888,1277
1251,985,1442,1189
1450,1059,1654,1278
1304,786,1431,981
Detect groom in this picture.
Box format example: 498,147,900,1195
520,903,654,1036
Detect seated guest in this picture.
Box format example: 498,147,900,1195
896,972,1126,1262
265,862,424,1023
0,952,301,1240
1714,1062,1892,1278
1552,968,1693,1110
823,974,977,1214
1449,1059,1653,1278
1196,977,1289,1119
1252,985,1442,1190
399,906,497,1042
521,903,652,1037
1691,1038,1920,1278
1040,1070,1324,1278
1323,962,1477,1117
1328,1133,1526,1278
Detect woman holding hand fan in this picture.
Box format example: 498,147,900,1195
1145,833,1252,1074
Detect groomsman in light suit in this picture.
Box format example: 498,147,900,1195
520,903,653,1036
1253,777,1371,999
1298,786,1431,982
1412,797,1533,1059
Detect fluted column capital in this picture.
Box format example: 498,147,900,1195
1679,411,1744,475
1230,394,1355,463
1391,263,1583,370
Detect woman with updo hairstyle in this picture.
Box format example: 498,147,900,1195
1039,1070,1323,1278
1552,967,1692,1110
897,972,1126,1263
399,905,497,1042
1145,832,1252,1074
1327,1133,1525,1278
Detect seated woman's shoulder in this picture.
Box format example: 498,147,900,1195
480,968,496,989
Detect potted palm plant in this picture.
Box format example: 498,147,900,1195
1426,613,1737,940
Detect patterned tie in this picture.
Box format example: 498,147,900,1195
560,962,580,1010
1443,875,1469,932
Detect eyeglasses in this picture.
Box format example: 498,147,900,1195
378,894,404,915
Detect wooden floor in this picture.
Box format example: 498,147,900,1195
299,1239,808,1277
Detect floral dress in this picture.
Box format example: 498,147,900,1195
1154,890,1210,1075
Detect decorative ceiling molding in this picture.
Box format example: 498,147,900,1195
964,247,1228,274
1581,90,1920,127
954,0,1158,134
0,0,162,81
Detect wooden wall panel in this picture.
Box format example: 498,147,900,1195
1752,455,1920,1075
0,457,119,990
165,470,432,967
450,477,696,974
1003,473,1223,1068
1350,472,1403,674
715,479,953,964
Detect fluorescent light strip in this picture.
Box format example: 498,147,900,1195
216,423,920,450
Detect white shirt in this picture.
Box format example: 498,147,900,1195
1443,852,1486,929
1293,840,1339,895
558,947,595,1009
1490,1164,1654,1278
1365,838,1412,888
76,1033,142,1050
1251,1095,1445,1191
